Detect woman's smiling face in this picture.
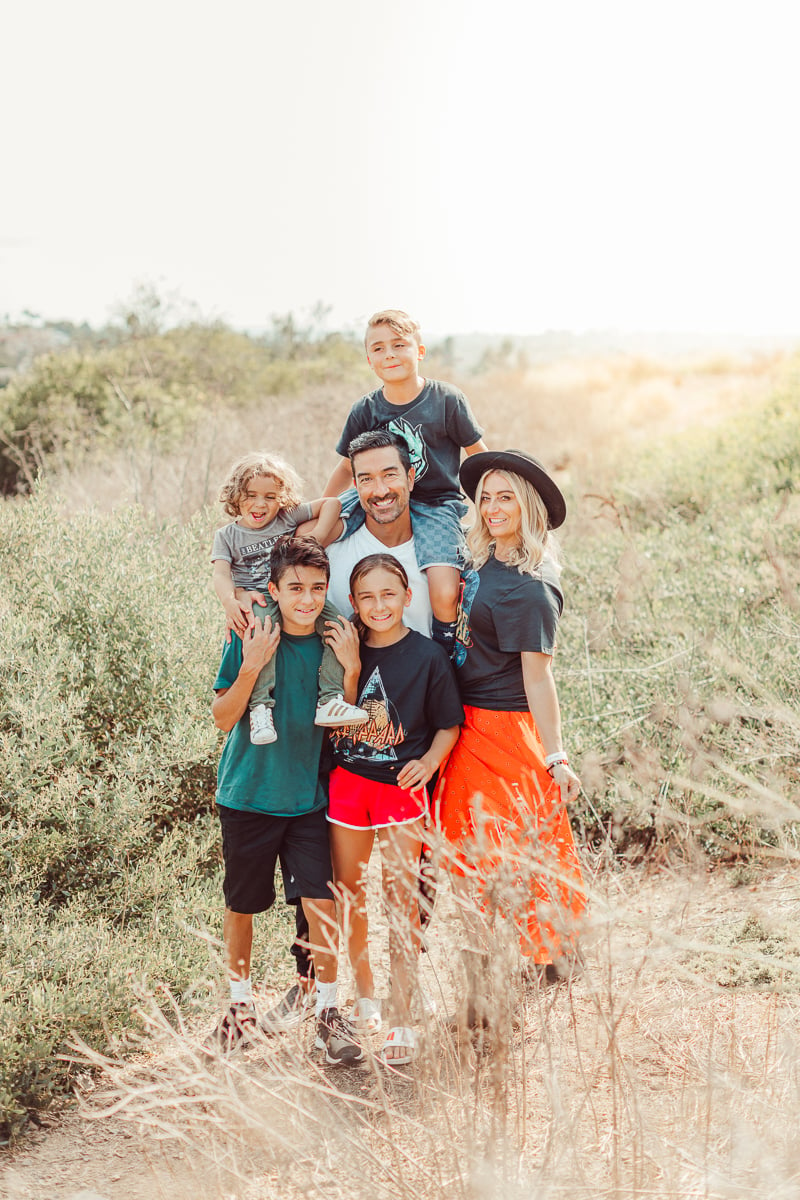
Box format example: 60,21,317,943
479,471,522,546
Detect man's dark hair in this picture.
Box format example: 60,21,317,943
269,536,331,587
347,429,412,474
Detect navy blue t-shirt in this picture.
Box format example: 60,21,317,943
336,379,483,503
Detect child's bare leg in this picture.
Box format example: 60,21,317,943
426,565,461,654
300,898,339,983
329,825,375,998
379,819,423,1056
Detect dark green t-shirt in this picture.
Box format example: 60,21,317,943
214,630,327,816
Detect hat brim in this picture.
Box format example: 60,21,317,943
459,450,566,529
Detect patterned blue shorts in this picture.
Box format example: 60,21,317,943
339,489,468,571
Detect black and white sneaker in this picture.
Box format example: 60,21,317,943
260,983,316,1033
208,1002,259,1053
315,1006,364,1065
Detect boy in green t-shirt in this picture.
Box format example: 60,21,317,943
209,536,363,1065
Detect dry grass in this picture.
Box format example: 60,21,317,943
5,860,800,1200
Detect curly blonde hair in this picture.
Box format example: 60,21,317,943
218,452,303,518
467,469,559,575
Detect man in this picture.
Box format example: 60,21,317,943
210,536,363,1064
262,430,438,1031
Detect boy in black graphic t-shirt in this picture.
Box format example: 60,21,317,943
323,309,488,657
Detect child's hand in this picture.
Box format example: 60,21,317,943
397,757,435,794
324,616,361,675
223,595,254,639
241,613,280,671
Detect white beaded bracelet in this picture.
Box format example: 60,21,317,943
544,752,569,767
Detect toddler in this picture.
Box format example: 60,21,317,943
212,451,367,744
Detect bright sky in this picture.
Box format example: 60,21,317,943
2,0,799,336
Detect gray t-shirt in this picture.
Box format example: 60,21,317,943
335,379,483,504
211,504,314,590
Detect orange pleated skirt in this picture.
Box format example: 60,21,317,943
433,705,586,962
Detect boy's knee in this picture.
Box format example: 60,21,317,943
426,567,460,617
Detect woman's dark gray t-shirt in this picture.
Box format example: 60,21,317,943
454,554,563,710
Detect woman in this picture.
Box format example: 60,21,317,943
434,450,585,1001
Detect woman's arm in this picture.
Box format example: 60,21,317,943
396,725,460,793
521,651,581,801
211,617,281,731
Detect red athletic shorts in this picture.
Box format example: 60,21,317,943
327,766,428,830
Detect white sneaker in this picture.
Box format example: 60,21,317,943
314,696,369,727
250,704,277,745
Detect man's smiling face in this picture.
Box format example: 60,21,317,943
351,445,415,529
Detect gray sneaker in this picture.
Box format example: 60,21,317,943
315,1006,364,1065
207,1002,259,1053
260,982,315,1033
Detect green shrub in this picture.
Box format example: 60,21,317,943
560,369,800,856
0,497,229,1138
0,322,370,495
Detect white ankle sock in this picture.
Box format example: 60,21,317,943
230,976,252,1004
315,980,338,1016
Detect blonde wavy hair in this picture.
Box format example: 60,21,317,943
467,469,559,575
218,452,303,518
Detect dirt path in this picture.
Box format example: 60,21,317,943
4,865,800,1200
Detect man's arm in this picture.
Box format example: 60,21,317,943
212,618,281,731
464,439,489,455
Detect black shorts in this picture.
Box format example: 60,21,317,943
217,804,333,915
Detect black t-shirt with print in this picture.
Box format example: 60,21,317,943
453,554,564,711
336,379,483,503
330,630,465,784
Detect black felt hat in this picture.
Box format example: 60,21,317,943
459,449,567,529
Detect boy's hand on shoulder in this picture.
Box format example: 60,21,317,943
324,616,361,674
241,614,280,671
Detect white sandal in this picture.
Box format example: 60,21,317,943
380,1026,418,1066
352,996,382,1033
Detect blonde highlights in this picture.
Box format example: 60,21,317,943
364,309,421,346
218,452,303,518
467,470,557,575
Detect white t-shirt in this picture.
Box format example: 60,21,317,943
326,525,432,636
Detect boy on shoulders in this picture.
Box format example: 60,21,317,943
324,309,487,657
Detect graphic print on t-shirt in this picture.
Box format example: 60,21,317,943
329,665,406,765
453,568,480,667
239,535,283,586
382,417,428,483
